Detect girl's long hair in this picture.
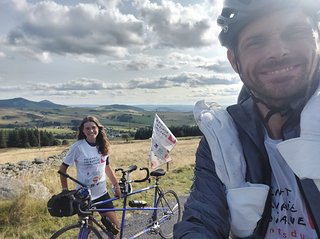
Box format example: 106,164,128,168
77,115,109,156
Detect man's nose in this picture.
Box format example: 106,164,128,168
266,35,290,60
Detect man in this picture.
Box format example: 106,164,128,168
174,0,320,238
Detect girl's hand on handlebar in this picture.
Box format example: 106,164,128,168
112,184,122,198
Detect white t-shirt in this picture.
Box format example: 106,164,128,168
63,139,109,200
264,135,317,239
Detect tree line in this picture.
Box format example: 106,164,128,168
0,128,68,148
0,125,202,149
134,125,202,140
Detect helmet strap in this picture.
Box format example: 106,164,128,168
233,47,297,123
233,39,320,123
250,93,292,123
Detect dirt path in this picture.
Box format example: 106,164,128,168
100,195,188,239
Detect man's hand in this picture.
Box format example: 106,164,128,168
194,100,269,238
194,100,246,189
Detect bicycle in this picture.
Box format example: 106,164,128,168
49,165,181,239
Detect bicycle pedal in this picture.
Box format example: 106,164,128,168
128,200,147,208
148,225,160,235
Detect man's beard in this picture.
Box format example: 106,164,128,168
241,56,309,108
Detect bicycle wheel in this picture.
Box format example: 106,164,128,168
156,190,181,239
50,223,103,239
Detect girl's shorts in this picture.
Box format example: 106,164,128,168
92,192,114,209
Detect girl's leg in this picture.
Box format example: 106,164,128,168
100,211,120,239
101,211,120,229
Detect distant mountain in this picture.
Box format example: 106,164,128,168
136,104,194,112
97,104,145,112
97,104,194,112
0,97,196,113
73,104,193,112
0,97,67,109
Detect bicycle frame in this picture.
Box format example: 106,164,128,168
91,179,168,238
77,214,114,239
57,166,175,239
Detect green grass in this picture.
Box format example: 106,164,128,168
41,127,75,134
0,165,194,239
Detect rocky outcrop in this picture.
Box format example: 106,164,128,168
29,182,52,200
0,176,24,199
0,154,63,178
0,152,65,200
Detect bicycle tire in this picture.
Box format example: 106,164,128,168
156,190,181,239
50,222,103,239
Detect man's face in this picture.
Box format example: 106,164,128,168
228,8,319,106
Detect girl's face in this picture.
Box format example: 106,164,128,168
82,121,99,143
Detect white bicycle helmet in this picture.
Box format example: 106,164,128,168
217,0,320,48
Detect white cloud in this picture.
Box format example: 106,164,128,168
159,72,239,87
4,70,239,94
5,1,145,59
11,0,28,12
3,0,221,62
197,58,235,74
107,54,160,71
133,0,216,48
0,0,238,106
0,52,6,58
110,90,125,96
33,90,99,97
29,78,107,91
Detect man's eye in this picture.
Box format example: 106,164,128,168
246,40,261,48
287,27,312,38
243,37,264,49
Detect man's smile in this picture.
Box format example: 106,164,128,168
258,63,303,80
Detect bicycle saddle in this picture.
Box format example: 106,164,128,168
150,169,166,177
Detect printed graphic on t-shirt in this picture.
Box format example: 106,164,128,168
267,186,316,239
100,155,106,163
63,140,108,200
264,135,318,239
82,156,100,166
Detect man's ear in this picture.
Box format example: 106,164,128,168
227,49,239,73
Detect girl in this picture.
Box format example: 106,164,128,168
59,115,121,235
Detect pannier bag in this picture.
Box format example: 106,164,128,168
47,190,77,217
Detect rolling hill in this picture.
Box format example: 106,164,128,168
0,98,196,129
0,98,66,110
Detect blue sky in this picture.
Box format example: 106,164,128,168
0,0,241,106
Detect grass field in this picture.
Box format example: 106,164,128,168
0,146,69,164
0,137,200,239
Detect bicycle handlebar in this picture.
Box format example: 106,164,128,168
133,167,150,183
58,170,87,187
115,165,137,174
59,164,150,188
115,165,150,183
76,202,92,216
